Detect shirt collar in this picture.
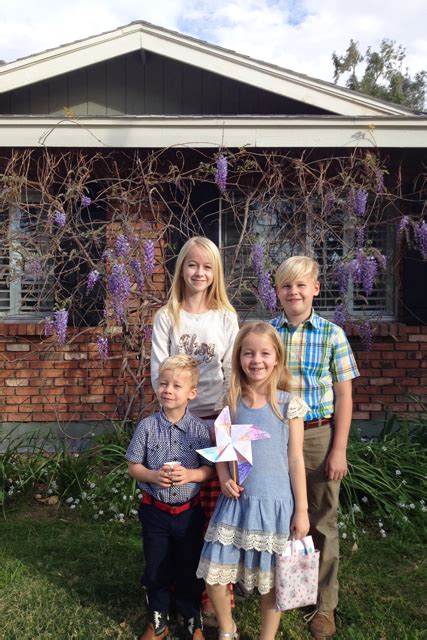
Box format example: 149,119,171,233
159,407,190,431
278,309,320,329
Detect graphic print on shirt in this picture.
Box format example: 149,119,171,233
178,333,215,363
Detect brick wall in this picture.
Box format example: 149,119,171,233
348,323,427,422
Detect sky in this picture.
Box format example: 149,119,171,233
1,0,426,88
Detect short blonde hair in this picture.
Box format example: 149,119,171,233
163,236,236,329
228,322,291,420
158,355,199,388
275,256,319,288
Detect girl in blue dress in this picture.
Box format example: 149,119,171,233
197,321,310,640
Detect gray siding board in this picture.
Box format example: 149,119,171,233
106,57,126,116
221,77,239,114
88,63,107,116
182,65,202,115
144,53,164,114
68,69,88,115
30,82,49,114
201,70,221,115
125,52,145,115
10,87,30,115
49,75,68,116
164,58,183,115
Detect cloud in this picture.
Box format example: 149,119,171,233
0,0,425,90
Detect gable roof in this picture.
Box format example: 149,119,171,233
0,20,415,118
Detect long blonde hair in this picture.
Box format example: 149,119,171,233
163,236,235,328
228,322,291,420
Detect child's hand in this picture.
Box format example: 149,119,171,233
168,464,192,486
220,477,244,500
290,511,310,540
155,465,175,487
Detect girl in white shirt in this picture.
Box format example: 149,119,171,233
151,236,239,625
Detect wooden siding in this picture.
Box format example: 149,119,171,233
0,51,330,117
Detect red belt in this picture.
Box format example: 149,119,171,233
141,492,201,515
303,417,332,430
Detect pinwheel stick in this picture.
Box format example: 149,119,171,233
232,460,237,484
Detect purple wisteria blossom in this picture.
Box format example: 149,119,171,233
397,216,411,239
130,258,145,292
215,154,228,192
361,256,378,296
375,168,385,193
251,244,264,276
334,261,349,296
324,191,335,216
144,241,155,275
333,303,346,328
355,188,368,217
44,317,54,337
86,269,100,293
81,195,91,207
355,226,365,248
27,257,42,274
54,210,66,226
115,234,129,258
143,325,153,341
97,336,109,363
359,321,373,351
258,271,277,312
414,220,427,259
54,309,69,346
108,262,131,323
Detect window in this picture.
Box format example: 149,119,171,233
221,195,395,319
0,195,54,319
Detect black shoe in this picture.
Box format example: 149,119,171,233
139,610,169,640
182,612,204,640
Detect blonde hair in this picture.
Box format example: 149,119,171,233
228,322,291,420
275,256,319,288
163,236,236,328
158,355,200,388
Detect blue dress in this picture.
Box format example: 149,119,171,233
196,391,308,595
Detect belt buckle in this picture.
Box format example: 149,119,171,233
170,506,177,515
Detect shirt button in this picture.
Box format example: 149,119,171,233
173,440,177,444
172,492,177,496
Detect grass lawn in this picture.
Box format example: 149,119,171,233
1,506,426,640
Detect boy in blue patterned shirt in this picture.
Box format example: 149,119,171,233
271,256,359,640
126,355,214,640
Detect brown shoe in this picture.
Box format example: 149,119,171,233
308,610,336,639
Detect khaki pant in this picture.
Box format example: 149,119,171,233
303,425,340,611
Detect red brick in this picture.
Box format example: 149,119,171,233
408,334,427,342
15,387,40,396
5,379,29,387
369,378,394,386
6,344,30,352
395,343,418,351
359,403,383,411
381,369,403,377
81,394,104,403
352,412,370,420
6,413,26,421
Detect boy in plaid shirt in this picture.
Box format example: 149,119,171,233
271,256,359,639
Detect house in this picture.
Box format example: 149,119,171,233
0,20,425,442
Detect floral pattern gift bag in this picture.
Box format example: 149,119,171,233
275,538,320,611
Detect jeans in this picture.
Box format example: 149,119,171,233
139,501,205,618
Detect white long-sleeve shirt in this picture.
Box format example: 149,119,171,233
151,307,239,417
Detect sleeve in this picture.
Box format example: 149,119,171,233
125,421,147,464
330,326,360,383
221,311,240,389
150,308,172,390
287,396,311,419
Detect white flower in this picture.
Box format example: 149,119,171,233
341,532,347,539
122,495,127,501
98,510,104,516
74,498,80,505
70,504,76,510
130,509,138,516
89,482,96,489
402,479,407,485
352,504,361,513
381,446,387,451
402,515,409,522
82,492,87,500
395,470,401,476
66,497,74,504
93,514,99,520
409,503,415,509
380,529,387,538
422,506,427,513
420,499,425,505
378,521,383,527
361,496,368,503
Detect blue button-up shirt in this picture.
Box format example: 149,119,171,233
125,408,213,504
271,310,359,421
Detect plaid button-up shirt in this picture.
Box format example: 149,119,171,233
125,408,213,504
271,310,359,421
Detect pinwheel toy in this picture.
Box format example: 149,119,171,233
197,406,271,483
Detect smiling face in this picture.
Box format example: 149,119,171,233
156,368,197,420
276,275,320,325
239,332,278,390
181,245,214,297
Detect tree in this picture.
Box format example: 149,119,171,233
332,39,426,111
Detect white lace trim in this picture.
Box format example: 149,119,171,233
197,557,275,595
287,396,311,419
205,521,289,554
